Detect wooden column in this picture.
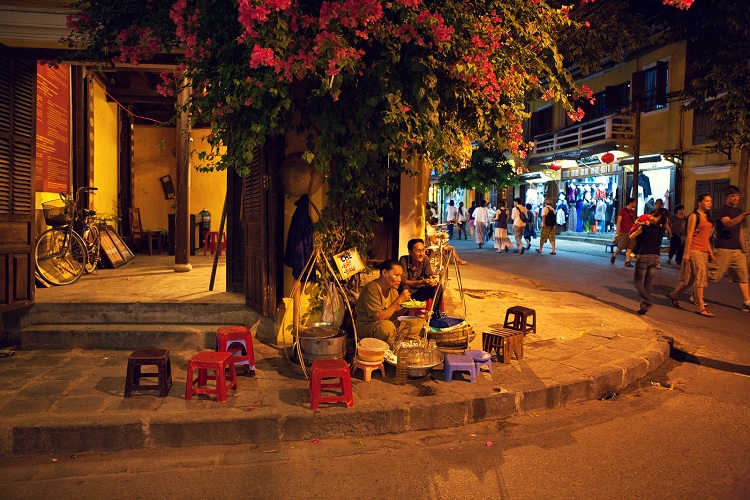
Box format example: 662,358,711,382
174,76,192,272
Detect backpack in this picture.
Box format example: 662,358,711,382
518,209,529,224
544,206,556,226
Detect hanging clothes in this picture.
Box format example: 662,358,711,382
284,194,315,281
567,202,578,232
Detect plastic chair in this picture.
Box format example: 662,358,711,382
443,354,477,382
309,359,354,409
185,351,237,402
351,358,386,382
503,306,537,335
125,348,172,397
216,325,256,375
465,349,492,373
203,231,226,256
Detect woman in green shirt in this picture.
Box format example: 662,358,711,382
355,260,412,346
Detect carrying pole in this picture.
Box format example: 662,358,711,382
209,192,228,291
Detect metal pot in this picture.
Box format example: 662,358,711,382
296,330,347,357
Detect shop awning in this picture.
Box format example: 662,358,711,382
526,141,620,168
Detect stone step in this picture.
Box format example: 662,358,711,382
20,323,221,350
18,302,253,327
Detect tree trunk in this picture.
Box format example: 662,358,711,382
739,146,749,208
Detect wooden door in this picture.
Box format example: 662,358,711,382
243,140,283,316
0,49,35,313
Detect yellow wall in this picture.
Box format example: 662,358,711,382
133,125,174,231
281,128,327,296
132,125,226,232
91,78,120,229
190,130,227,231
529,42,688,161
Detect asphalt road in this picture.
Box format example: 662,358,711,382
2,237,749,499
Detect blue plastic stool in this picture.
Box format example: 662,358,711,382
465,349,492,373
444,354,477,383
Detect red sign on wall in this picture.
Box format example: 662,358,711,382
35,63,71,193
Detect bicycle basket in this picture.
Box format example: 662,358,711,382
42,199,71,226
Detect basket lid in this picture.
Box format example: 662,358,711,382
358,337,389,351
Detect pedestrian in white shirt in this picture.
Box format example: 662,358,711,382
446,200,458,240
473,200,490,248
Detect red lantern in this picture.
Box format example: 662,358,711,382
549,161,562,171
601,152,615,164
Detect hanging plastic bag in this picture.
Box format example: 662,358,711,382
321,283,344,328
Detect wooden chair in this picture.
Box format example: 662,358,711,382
128,207,162,255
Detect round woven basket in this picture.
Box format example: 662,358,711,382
427,324,475,348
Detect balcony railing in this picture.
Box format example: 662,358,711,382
531,114,634,155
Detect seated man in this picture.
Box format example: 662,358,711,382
354,259,411,346
398,238,443,315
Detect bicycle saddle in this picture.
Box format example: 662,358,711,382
82,208,96,217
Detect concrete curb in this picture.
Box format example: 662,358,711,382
3,339,669,456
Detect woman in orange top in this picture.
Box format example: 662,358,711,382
667,194,715,316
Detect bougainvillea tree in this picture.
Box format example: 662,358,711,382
62,0,691,253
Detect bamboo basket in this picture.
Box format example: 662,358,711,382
426,324,475,349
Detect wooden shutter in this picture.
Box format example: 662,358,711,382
0,49,36,312
243,139,283,316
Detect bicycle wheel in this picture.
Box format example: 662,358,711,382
82,224,101,274
35,228,87,285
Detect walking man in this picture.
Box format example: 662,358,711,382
709,185,750,312
537,199,557,255
473,200,489,249
611,197,637,267
446,200,458,240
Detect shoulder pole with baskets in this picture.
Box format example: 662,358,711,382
284,247,359,379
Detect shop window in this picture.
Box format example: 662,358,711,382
692,106,715,145
641,61,668,113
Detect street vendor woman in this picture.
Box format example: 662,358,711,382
398,238,444,316
354,259,412,345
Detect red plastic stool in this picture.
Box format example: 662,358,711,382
203,231,227,256
185,351,237,402
309,359,354,409
406,298,444,319
216,325,256,375
503,305,537,335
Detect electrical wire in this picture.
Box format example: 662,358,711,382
104,89,170,125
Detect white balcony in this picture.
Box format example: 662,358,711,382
532,114,634,156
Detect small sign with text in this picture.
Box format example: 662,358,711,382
333,248,365,279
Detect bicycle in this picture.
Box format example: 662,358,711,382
35,187,98,285
77,202,102,274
